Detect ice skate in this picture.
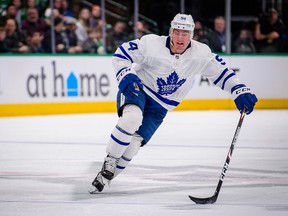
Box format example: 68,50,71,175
89,171,108,193
101,154,119,180
89,155,119,194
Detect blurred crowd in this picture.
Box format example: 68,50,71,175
194,9,288,53
0,0,139,54
0,0,287,54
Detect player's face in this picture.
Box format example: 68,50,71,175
171,29,191,54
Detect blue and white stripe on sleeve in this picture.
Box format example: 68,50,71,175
113,45,134,63
213,68,236,90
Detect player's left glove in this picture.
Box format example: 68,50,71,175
232,84,258,115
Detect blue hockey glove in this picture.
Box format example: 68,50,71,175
232,84,258,115
117,68,143,98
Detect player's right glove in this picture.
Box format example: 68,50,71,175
117,67,143,98
232,84,258,115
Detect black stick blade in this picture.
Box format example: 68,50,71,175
188,195,217,204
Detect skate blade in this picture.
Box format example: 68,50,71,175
88,186,99,194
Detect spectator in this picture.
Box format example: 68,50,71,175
90,4,102,29
82,27,104,54
106,21,128,53
43,0,63,27
254,8,287,53
26,30,45,53
11,0,22,25
0,26,9,52
53,0,62,12
21,8,47,37
1,3,17,21
75,7,90,43
44,0,62,18
206,16,226,53
192,20,210,45
61,0,74,18
42,17,66,53
233,29,256,53
44,7,61,26
128,21,148,40
5,18,28,53
20,0,38,22
62,17,83,53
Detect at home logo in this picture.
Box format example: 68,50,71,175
26,61,110,98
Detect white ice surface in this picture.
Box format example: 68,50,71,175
0,110,288,216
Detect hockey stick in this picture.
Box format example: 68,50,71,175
189,107,247,204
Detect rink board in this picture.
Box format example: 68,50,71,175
0,55,287,116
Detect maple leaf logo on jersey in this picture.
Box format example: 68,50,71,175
156,71,186,95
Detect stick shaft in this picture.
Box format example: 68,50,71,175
189,108,247,204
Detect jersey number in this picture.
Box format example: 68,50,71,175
215,55,226,65
128,42,138,51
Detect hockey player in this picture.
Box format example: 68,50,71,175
90,13,257,193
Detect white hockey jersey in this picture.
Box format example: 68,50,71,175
112,34,242,110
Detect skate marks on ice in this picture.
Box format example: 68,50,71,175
76,161,288,200
1,155,288,216
1,161,286,201
84,162,288,214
